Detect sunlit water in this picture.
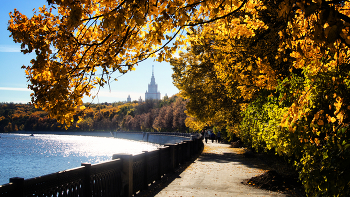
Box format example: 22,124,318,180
0,133,160,185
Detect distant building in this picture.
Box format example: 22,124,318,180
127,95,131,102
138,96,142,103
145,65,161,100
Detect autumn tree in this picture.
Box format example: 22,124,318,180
8,0,250,127
171,0,350,195
139,109,158,132
171,39,244,130
172,97,187,132
7,0,350,128
8,0,350,194
152,105,169,131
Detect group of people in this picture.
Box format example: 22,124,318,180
201,130,221,143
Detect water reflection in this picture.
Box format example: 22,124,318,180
0,133,160,185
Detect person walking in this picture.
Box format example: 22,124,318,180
204,131,209,143
210,132,216,143
217,131,221,143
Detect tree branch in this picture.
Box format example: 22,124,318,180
184,0,248,27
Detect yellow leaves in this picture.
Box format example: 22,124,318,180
67,5,83,29
10,0,348,130
185,115,208,131
76,105,85,111
178,11,190,26
278,0,291,18
313,113,319,122
281,102,305,129
317,119,324,126
42,24,49,31
278,31,284,38
247,65,252,71
336,110,345,124
168,6,176,15
255,75,266,87
334,97,343,115
134,10,146,26
327,115,337,123
314,138,321,146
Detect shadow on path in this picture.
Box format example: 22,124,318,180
135,142,275,197
134,146,203,197
198,143,273,172
198,151,272,170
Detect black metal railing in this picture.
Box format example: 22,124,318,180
0,135,203,197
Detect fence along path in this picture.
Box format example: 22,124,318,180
0,133,203,197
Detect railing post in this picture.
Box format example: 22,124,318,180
142,151,149,190
190,139,195,156
181,142,186,163
9,177,24,197
157,147,164,180
165,144,176,172
113,154,133,197
81,163,92,197
184,140,191,161
178,142,183,164
194,138,199,154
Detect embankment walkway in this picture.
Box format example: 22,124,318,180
154,141,287,197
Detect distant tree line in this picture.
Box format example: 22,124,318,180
0,95,189,133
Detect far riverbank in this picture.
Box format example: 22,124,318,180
7,130,114,137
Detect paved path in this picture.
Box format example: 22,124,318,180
154,141,287,197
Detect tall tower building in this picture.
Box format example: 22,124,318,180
127,95,131,102
145,65,161,100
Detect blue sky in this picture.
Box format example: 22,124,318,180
0,0,179,104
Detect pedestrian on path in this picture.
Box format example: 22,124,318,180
217,131,221,143
210,132,216,143
204,130,209,143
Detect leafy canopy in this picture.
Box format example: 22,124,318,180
169,0,350,195
8,1,350,193
10,0,350,127
8,0,248,126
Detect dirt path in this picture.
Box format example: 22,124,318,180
152,141,287,197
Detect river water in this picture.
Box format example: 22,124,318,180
0,133,160,185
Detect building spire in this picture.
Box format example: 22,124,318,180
145,64,161,100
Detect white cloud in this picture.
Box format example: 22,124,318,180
0,45,20,52
0,87,31,91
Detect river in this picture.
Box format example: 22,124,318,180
0,133,161,185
